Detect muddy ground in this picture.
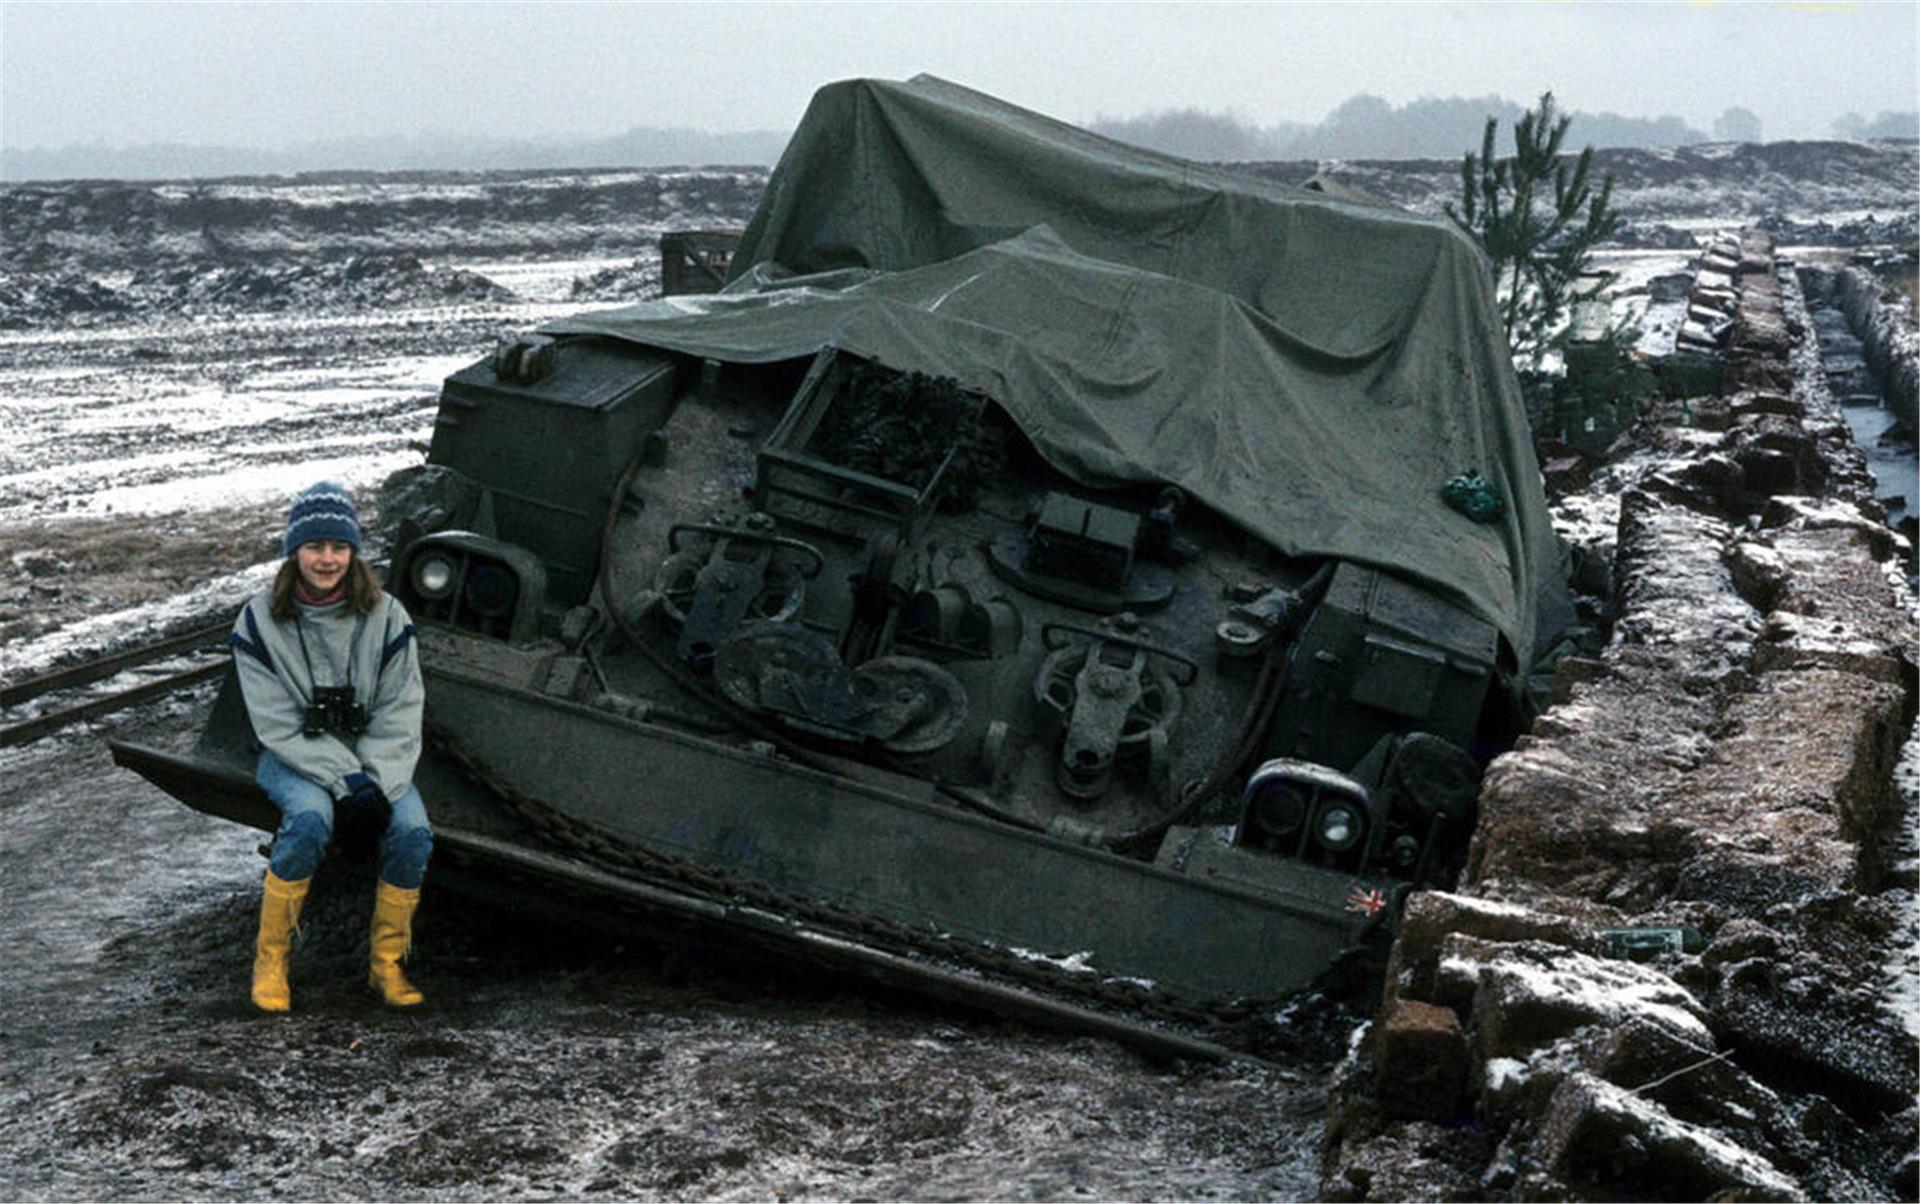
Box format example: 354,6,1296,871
2,689,1325,1201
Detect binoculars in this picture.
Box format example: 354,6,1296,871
302,685,370,739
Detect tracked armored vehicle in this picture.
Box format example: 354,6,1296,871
113,77,1573,1057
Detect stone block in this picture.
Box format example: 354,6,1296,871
1533,1072,1803,1201
1726,538,1791,612
1614,490,1759,650
1686,667,1911,882
1373,998,1470,1120
1724,356,1794,394
1435,936,1711,1060
1687,394,1731,431
1711,973,1920,1118
1752,612,1910,683
1644,451,1746,515
1673,846,1847,913
1700,917,1786,967
1588,1008,1804,1164
1733,314,1793,359
1742,266,1782,296
1322,1119,1489,1203
1731,415,1828,499
1468,739,1656,890
1540,452,1591,495
1738,229,1776,264
1760,495,1907,561
1730,391,1805,421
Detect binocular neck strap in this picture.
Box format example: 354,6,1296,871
293,610,370,701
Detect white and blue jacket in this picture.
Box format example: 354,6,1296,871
230,590,424,802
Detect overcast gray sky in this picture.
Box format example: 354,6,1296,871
3,1,1916,149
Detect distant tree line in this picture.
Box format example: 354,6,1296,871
5,92,1916,182
1830,110,1920,140
1087,95,1920,162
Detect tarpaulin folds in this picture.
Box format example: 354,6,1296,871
546,75,1570,666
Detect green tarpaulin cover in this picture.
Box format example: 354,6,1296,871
549,75,1568,665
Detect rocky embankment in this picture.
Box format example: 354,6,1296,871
4,141,1915,332
0,170,764,273
0,251,518,328
1322,231,1919,1202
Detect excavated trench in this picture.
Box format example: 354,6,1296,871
1798,261,1918,547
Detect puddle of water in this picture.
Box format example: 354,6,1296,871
1838,400,1916,529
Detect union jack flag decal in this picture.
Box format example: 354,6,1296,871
1345,885,1388,916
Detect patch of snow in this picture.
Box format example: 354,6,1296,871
1009,947,1098,975
1550,490,1622,554
1634,301,1686,356
1438,941,1712,1044
1882,572,1920,1043
0,302,577,350
0,349,462,521
76,447,427,520
1485,1056,1528,1091
452,256,646,304
1425,891,1536,920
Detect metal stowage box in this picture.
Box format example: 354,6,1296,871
428,339,682,605
1265,562,1500,771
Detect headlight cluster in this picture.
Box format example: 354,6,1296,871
1239,757,1374,863
395,532,547,643
1248,779,1307,840
1315,801,1364,852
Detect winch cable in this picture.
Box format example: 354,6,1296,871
1108,560,1335,848
592,440,1048,834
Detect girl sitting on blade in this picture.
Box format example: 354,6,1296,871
229,481,432,1012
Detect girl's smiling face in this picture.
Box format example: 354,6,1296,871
295,540,353,594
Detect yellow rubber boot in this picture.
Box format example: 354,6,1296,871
251,870,310,1013
368,881,425,1008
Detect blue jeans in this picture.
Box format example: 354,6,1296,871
255,750,433,889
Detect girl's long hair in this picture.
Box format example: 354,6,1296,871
270,553,383,621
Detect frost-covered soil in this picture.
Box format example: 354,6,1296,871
1237,139,1919,241
2,708,1325,1201
1,155,1915,1200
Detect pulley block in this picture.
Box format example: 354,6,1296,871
653,519,822,669
1033,616,1196,801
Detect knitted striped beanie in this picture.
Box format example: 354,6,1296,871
283,481,362,557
